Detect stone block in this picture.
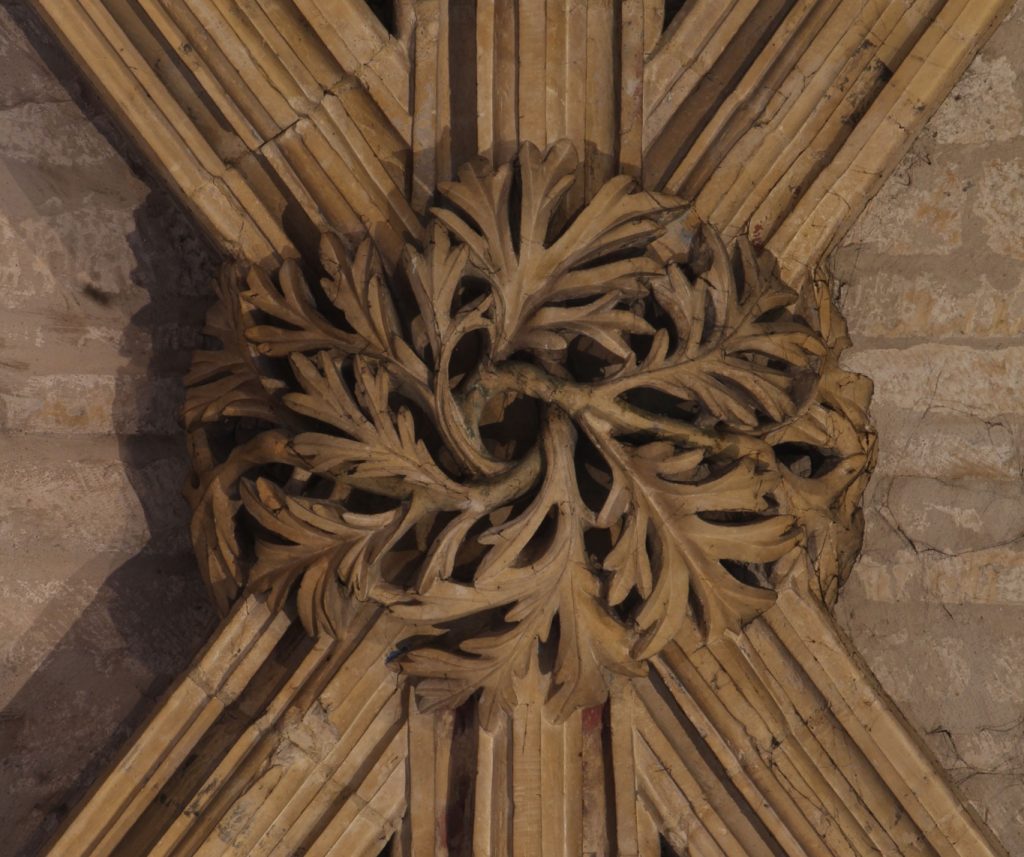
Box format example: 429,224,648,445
845,344,1024,419
976,158,1024,261
932,54,1024,145
867,404,1020,481
0,372,185,435
843,161,965,256
850,538,1024,606
0,435,192,555
883,476,1024,555
837,601,1024,733
837,268,1024,340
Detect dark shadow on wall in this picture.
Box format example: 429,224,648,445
0,3,221,854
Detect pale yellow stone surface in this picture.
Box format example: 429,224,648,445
846,344,1024,417
865,404,1020,481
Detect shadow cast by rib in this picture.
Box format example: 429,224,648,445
0,4,221,854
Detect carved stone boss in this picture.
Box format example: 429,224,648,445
185,140,873,726
33,1,1014,855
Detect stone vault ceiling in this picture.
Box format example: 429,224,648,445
0,0,1022,855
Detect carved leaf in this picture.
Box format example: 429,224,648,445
185,431,299,613
402,223,471,357
594,435,798,649
183,264,278,429
397,414,640,725
320,233,399,355
601,228,827,430
431,140,678,359
243,259,364,357
284,353,463,506
242,477,405,606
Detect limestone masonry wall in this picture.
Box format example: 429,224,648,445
836,2,1024,850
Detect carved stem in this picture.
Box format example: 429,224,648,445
470,361,771,460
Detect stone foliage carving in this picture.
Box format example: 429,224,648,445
184,140,874,722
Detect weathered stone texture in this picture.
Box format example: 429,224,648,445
0,4,216,855
837,1,1024,850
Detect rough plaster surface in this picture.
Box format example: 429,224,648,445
0,3,217,854
837,2,1024,850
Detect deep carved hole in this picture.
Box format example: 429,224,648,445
448,2,479,172
448,328,487,388
336,486,399,516
404,396,464,479
663,0,689,32
508,165,523,255
478,393,541,461
565,317,642,378
789,369,820,411
610,523,660,623
567,335,616,382
452,275,491,316
301,473,337,500
585,527,613,565
721,559,772,589
687,583,706,635
338,357,358,400
437,197,485,247
730,248,753,305
697,509,765,525
444,698,479,856
615,430,662,447
365,0,397,35
757,304,790,324
450,514,502,583
312,270,363,336
380,254,421,342
542,613,561,674
685,235,715,279
619,386,701,423
572,244,649,270
515,508,558,567
383,526,432,588
698,287,720,345
574,428,613,515
199,421,246,472
244,463,294,499
773,441,840,479
615,586,645,624
630,293,673,362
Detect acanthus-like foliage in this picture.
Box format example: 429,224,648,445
185,140,875,725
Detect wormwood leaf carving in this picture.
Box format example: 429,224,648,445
185,140,875,724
